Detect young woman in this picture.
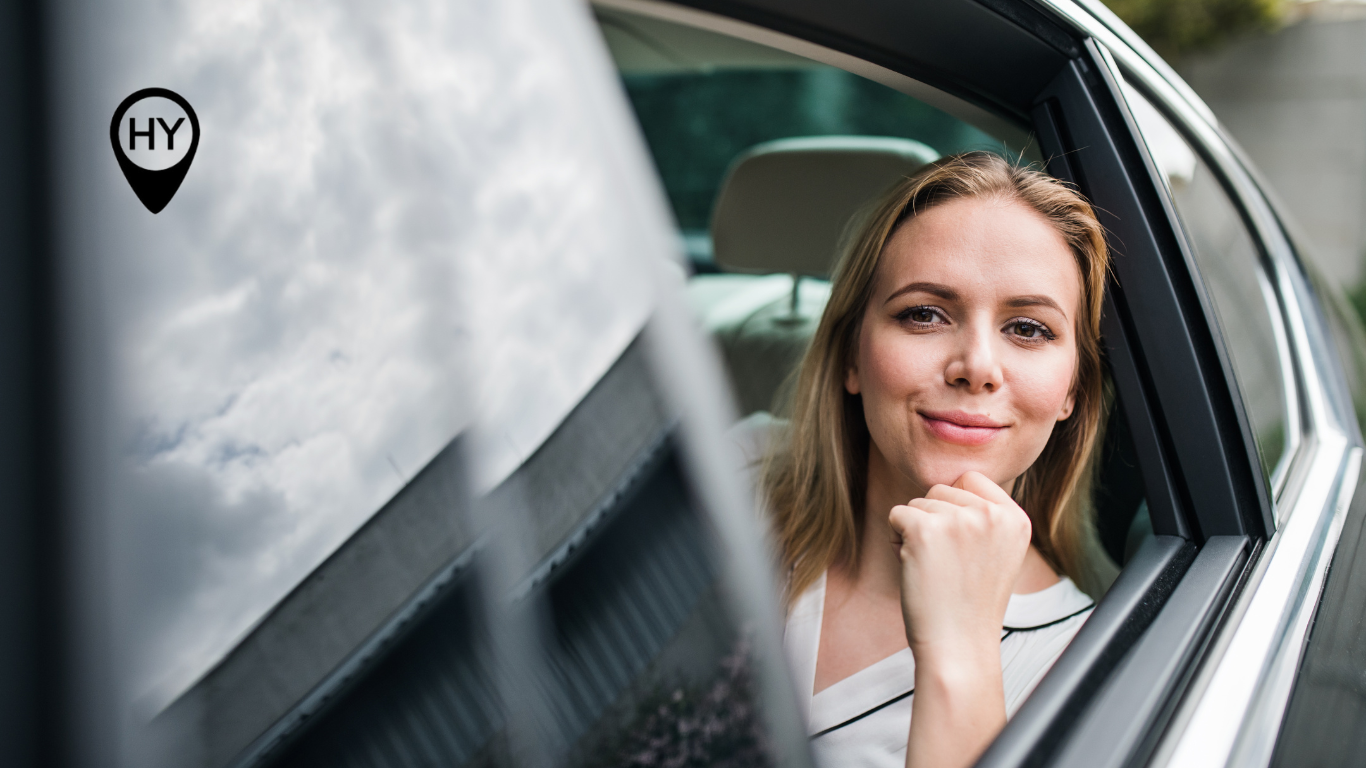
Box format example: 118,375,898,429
762,152,1118,768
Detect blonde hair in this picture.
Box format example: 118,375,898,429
764,151,1118,603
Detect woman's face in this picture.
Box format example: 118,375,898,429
846,194,1082,497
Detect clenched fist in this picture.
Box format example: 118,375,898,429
888,471,1033,665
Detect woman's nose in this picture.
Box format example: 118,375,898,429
944,324,1003,392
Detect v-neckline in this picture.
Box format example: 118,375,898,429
784,569,1095,736
794,572,917,734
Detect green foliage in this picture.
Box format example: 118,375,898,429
1104,0,1284,59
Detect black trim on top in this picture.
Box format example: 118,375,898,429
1003,603,1096,634
971,0,1081,57
670,0,1072,122
810,688,915,739
1104,64,1277,539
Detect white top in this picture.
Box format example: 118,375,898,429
784,572,1093,768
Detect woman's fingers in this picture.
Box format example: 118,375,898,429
953,470,1016,505
952,472,1032,540
887,504,920,540
898,476,1032,553
889,502,958,552
923,483,987,509
906,497,963,516
894,475,1032,559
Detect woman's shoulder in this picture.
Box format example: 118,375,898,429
1000,577,1094,714
1002,576,1094,632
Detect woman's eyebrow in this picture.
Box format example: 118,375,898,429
1006,295,1065,314
884,281,959,305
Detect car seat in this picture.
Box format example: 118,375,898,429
687,135,939,414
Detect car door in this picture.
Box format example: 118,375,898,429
7,1,1361,767
1082,18,1362,768
581,3,1360,768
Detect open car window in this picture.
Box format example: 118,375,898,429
597,7,1157,572
599,6,1029,275
597,5,1037,420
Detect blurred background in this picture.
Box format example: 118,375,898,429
1103,0,1366,320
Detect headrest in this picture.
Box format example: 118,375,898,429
710,136,939,277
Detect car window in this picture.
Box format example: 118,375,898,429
125,1,803,763
599,7,1020,272
627,67,998,266
85,0,656,738
599,7,1030,418
1303,254,1366,438
1123,82,1296,493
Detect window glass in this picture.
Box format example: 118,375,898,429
1123,82,1295,490
1304,256,1366,438
79,0,655,732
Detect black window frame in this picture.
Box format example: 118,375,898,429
1116,67,1302,508
985,36,1260,768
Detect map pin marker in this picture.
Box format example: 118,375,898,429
110,88,200,214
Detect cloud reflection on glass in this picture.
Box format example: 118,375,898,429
83,0,659,714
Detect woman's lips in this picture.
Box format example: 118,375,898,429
919,410,1008,446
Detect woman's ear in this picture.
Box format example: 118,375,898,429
1057,389,1076,421
845,360,861,395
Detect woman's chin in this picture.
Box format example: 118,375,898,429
910,458,1013,492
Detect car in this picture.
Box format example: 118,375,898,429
5,0,1366,767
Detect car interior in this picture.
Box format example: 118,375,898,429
599,4,1155,568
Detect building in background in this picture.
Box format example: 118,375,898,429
1176,1,1366,289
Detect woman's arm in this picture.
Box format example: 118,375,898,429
888,471,1033,768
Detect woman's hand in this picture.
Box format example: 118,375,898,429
888,470,1033,768
890,471,1033,656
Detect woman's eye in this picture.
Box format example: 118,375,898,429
896,306,945,325
1006,319,1055,341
